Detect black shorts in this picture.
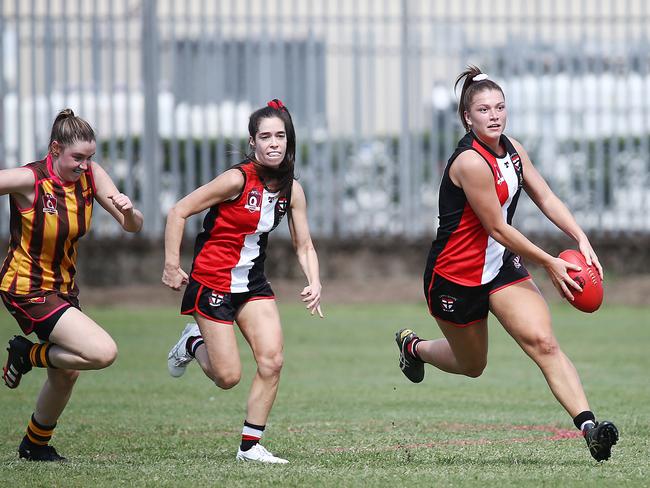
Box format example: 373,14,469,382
181,277,275,325
1,290,80,341
424,253,531,326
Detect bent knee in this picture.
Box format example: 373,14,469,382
211,369,241,390
82,341,118,369
528,335,560,358
214,374,241,390
257,352,284,378
461,362,487,378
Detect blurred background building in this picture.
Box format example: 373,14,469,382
1,0,649,241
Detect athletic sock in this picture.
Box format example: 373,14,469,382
407,337,422,360
573,410,596,432
28,343,55,368
24,413,56,447
240,420,265,451
185,336,204,358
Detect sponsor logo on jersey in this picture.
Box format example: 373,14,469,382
439,294,457,312
27,296,46,304
244,189,262,213
513,255,522,269
208,291,224,307
42,193,58,214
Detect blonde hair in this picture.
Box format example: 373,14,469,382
48,108,95,150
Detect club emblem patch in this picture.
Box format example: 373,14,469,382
208,291,224,307
440,295,457,313
277,197,288,214
244,189,262,213
42,193,58,214
28,296,46,304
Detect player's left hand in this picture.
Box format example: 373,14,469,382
577,239,603,280
109,193,134,215
301,283,323,318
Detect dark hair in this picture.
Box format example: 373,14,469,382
48,108,95,150
247,99,295,199
454,66,505,132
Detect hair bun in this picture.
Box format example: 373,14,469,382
267,99,287,111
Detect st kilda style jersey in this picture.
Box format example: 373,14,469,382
426,132,524,286
190,161,290,293
0,154,95,296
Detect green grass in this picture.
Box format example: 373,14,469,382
1,302,648,487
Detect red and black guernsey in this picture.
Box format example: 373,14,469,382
426,132,524,287
0,154,95,296
190,161,291,293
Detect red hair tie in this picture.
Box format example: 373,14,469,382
267,99,287,112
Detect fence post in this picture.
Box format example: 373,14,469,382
142,0,161,236
399,0,412,236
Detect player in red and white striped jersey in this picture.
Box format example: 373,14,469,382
163,100,322,464
395,67,618,461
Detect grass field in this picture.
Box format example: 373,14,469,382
1,302,648,487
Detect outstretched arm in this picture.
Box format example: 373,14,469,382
511,138,602,277
288,180,323,317
162,168,245,291
91,162,143,233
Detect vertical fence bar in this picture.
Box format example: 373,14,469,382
0,2,5,170
30,0,38,156
78,0,85,116
167,0,181,199
44,0,54,124
199,0,210,185
108,0,118,182
399,0,411,235
142,0,161,236
123,0,134,199
14,0,22,162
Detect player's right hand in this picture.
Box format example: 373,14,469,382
162,264,189,291
544,256,582,301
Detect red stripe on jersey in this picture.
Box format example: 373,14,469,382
433,201,489,285
191,163,265,291
471,139,510,205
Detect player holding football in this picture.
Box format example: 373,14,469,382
162,99,323,464
395,66,618,461
1,109,144,461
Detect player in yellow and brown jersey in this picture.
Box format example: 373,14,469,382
0,109,143,461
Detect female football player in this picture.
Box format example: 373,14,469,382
163,99,323,464
1,109,143,461
395,66,618,462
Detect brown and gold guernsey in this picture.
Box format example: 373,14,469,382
0,154,95,296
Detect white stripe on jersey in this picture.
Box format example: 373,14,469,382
230,188,279,292
481,153,520,284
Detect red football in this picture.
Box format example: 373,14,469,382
558,249,603,313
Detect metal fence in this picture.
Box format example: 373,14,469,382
1,0,649,239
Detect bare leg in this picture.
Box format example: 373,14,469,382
26,307,117,441
489,279,590,417
235,299,284,426
415,318,489,377
33,368,80,425
194,314,241,389
47,307,118,370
